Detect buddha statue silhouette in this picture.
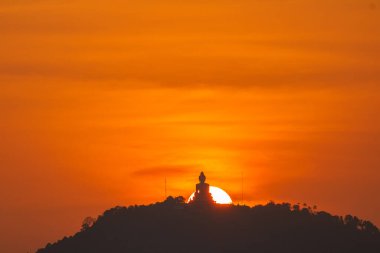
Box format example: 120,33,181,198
190,172,215,205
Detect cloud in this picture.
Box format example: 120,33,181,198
132,165,200,178
1,0,379,90
0,0,47,6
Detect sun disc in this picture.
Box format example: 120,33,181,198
187,186,232,204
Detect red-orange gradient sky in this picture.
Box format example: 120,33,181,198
1,0,380,252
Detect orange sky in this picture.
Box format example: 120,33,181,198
1,1,380,252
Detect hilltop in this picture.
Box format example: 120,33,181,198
36,196,380,253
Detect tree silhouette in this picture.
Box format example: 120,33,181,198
37,198,380,253
81,217,96,231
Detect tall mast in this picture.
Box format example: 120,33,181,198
241,171,244,205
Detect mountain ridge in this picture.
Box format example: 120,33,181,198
37,196,380,253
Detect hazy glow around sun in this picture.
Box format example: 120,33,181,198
187,186,233,204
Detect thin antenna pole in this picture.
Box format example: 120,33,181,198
241,171,244,205
165,177,167,199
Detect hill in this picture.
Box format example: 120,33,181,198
37,196,380,253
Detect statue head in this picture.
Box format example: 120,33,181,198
199,172,206,183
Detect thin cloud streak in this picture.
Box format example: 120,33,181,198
132,165,199,178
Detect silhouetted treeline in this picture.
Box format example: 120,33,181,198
37,196,380,253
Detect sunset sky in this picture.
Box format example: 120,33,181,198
1,0,380,252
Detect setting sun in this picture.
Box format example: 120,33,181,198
188,186,233,204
